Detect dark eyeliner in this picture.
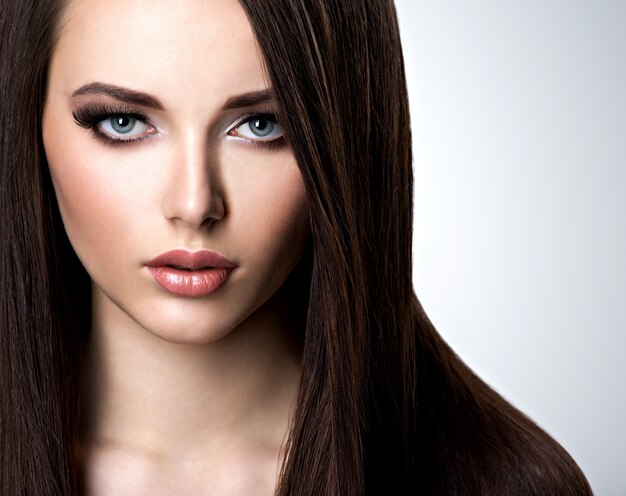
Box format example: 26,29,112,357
72,103,152,147
229,110,286,150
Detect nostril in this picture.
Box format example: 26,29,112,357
160,143,225,228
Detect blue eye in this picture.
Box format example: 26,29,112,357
73,104,157,147
247,117,275,137
109,115,136,134
100,115,151,138
230,114,284,142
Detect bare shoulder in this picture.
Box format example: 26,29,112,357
80,442,279,496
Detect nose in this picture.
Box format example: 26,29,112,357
162,130,224,229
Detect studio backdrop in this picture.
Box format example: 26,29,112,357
397,1,626,495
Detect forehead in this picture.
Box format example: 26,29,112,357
50,0,268,107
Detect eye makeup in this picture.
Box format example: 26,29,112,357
72,102,155,148
71,102,287,150
227,111,287,150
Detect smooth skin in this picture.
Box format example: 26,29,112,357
42,0,309,494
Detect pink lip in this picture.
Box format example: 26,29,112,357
146,249,237,297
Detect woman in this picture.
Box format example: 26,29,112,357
0,0,592,494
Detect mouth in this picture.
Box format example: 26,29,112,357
146,249,237,297
165,264,213,271
146,249,237,270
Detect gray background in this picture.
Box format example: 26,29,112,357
395,1,626,494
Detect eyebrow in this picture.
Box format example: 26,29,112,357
71,82,276,111
221,89,275,110
71,82,164,110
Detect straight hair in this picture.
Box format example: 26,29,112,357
238,1,592,494
1,0,89,494
0,0,593,494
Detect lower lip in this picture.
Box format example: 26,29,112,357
147,266,235,297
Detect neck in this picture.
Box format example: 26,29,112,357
79,286,303,461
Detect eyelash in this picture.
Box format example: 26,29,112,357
227,112,285,151
71,104,285,150
72,104,151,148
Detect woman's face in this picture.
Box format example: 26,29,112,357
42,0,309,343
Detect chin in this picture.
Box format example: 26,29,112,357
136,306,245,346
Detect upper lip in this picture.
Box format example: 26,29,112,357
146,249,236,270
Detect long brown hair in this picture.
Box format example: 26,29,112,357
1,0,89,494
0,0,592,494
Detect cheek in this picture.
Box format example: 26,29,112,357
42,111,142,272
224,147,310,266
257,175,309,263
44,128,98,248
